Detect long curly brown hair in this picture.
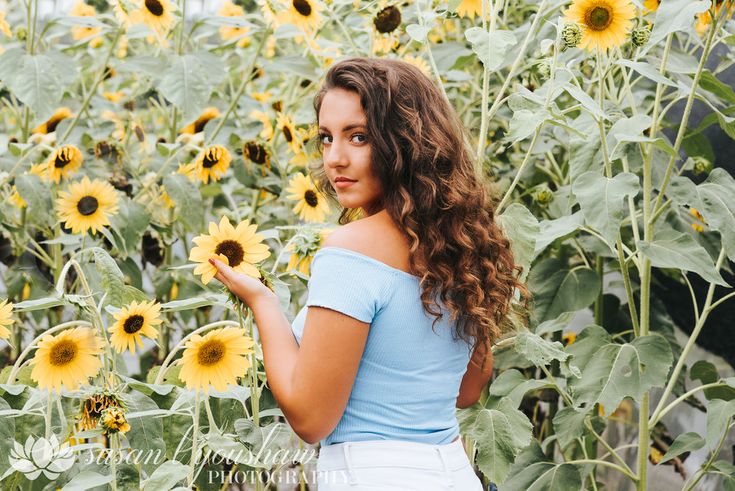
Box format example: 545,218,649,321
312,57,530,354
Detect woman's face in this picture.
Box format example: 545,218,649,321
318,88,383,216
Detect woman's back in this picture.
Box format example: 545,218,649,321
290,230,474,446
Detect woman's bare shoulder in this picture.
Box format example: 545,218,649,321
322,211,410,272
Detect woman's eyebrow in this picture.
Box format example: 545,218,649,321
318,123,367,132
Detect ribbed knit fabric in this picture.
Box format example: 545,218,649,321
290,247,474,447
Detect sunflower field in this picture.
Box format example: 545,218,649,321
0,0,734,489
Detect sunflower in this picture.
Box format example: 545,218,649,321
193,145,232,184
372,4,401,53
180,107,221,135
251,91,273,103
32,107,74,134
277,113,301,154
108,300,162,354
99,407,131,434
642,0,659,12
285,172,330,223
45,145,84,183
0,12,11,37
242,140,271,174
30,327,103,393
129,0,177,37
0,299,14,340
456,0,486,19
403,54,431,77
286,227,331,276
189,216,271,285
178,327,255,394
103,91,125,103
696,2,735,37
564,0,636,52
218,1,251,47
277,0,323,33
70,1,103,46
57,176,120,235
78,389,126,431
250,110,274,141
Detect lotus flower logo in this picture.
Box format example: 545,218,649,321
8,435,75,480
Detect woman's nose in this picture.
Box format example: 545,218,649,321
324,141,347,168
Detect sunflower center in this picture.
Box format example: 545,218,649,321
145,0,164,16
77,196,99,216
55,149,72,168
202,153,219,168
282,125,293,142
214,240,245,267
123,314,145,334
194,117,210,133
47,117,64,133
197,339,226,366
586,6,612,31
50,340,77,366
374,6,401,34
304,190,319,207
245,142,267,164
293,0,312,17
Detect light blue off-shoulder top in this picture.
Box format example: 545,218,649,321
290,247,474,447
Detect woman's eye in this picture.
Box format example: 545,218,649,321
319,134,332,144
351,134,367,143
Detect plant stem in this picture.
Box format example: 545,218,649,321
188,391,201,486
651,381,726,427
496,127,542,213
243,306,260,426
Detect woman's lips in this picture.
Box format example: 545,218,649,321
334,180,356,189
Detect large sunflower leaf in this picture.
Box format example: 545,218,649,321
637,232,728,286
163,174,204,232
646,0,710,52
528,259,601,324
109,197,150,259
142,460,188,491
15,174,53,227
6,51,76,121
159,52,225,121
123,390,166,475
503,441,583,491
464,28,515,71
498,203,538,281
572,171,639,248
458,398,532,484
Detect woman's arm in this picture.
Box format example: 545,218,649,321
456,340,493,409
210,258,369,444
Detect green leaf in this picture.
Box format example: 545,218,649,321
699,70,735,104
92,247,148,307
572,171,639,248
514,331,569,367
205,433,264,467
503,441,582,491
12,296,64,312
61,471,114,491
706,399,735,451
15,174,53,227
143,460,188,490
569,135,601,181
485,369,550,409
690,360,735,400
161,294,226,312
563,83,606,120
109,198,150,258
660,432,705,464
431,42,472,72
569,334,673,415
535,212,584,255
464,28,515,70
505,109,548,143
616,60,677,88
528,259,601,323
607,115,661,160
498,203,538,281
123,390,167,474
637,232,728,286
264,55,318,80
5,51,76,120
646,0,710,50
553,407,597,449
406,24,431,43
159,52,225,121
458,398,532,484
163,174,204,232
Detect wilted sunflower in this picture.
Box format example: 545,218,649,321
45,145,84,183
0,299,14,340
193,145,232,184
218,1,251,47
78,389,126,431
70,1,103,46
278,0,323,33
129,0,177,37
180,107,221,134
277,113,301,154
242,141,271,173
564,0,636,51
99,407,131,434
178,327,255,394
30,327,103,393
108,300,162,354
57,176,120,235
250,110,274,140
372,4,401,53
286,227,331,276
189,216,271,285
285,172,330,223
32,107,74,134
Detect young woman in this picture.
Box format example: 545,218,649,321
210,57,528,490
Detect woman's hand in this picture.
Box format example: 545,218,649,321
208,258,277,307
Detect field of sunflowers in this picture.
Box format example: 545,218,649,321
0,0,734,489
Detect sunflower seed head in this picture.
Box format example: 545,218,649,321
692,156,713,176
631,25,651,47
561,22,583,50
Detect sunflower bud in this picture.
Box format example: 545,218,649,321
631,25,651,47
534,186,554,205
99,407,131,435
14,26,26,41
691,156,712,176
537,60,551,80
561,22,583,51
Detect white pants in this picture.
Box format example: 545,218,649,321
315,438,484,490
